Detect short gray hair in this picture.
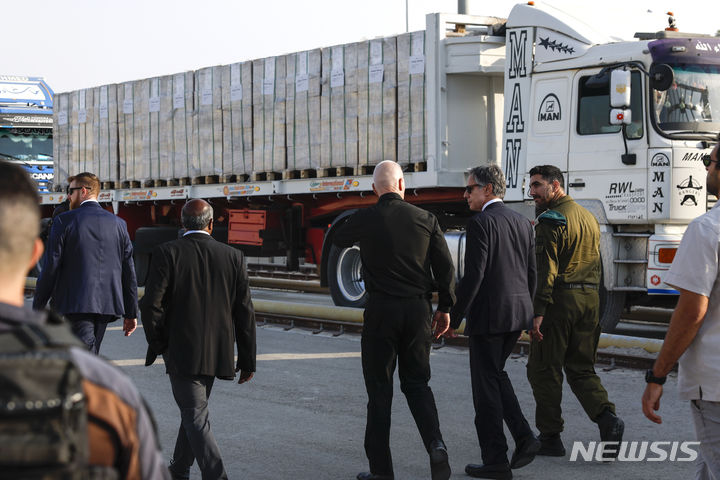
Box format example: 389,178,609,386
181,201,214,230
468,165,506,198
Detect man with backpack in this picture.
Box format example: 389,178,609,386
0,161,170,479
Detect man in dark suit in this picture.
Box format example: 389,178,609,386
449,165,539,479
141,199,256,480
33,172,138,353
334,160,455,480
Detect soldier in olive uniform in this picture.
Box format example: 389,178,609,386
526,165,624,458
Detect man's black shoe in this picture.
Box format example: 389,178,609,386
356,472,394,480
597,409,625,459
429,440,451,480
464,462,512,479
510,434,541,469
537,433,566,457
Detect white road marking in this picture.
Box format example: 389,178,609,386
110,351,360,367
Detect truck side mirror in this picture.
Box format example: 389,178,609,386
649,64,674,91
609,69,636,165
610,70,631,107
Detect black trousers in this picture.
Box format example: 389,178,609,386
470,331,533,465
168,374,228,480
361,297,444,476
65,313,115,354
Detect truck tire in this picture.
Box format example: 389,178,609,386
327,244,368,308
599,283,625,332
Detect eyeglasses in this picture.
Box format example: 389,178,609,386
702,155,718,168
67,186,84,195
465,184,483,194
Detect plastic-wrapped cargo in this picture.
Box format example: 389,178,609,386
92,84,119,187
170,71,195,183
53,92,71,191
397,31,426,166
286,49,321,173
221,61,253,181
358,36,397,167
320,43,358,174
117,79,148,186
72,88,97,176
195,66,224,181
252,56,286,177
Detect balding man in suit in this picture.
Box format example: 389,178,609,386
141,199,256,480
334,160,456,480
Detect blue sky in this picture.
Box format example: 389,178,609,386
6,0,717,93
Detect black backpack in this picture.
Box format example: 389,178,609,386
0,312,118,480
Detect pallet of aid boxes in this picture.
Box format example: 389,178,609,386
252,56,286,181
284,49,322,179
397,31,427,171
53,87,119,191
117,73,196,188
221,61,253,183
357,36,397,174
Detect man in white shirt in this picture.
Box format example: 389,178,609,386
642,141,720,479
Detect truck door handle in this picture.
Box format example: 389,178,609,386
568,181,586,188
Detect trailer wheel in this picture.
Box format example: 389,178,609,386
327,244,367,308
599,282,625,332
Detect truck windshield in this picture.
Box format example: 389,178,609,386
0,129,54,191
652,64,720,135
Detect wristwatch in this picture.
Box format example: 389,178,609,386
645,369,667,385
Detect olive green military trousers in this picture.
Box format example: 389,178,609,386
526,287,616,434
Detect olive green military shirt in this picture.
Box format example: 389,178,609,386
533,195,601,316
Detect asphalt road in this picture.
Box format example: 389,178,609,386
95,319,696,480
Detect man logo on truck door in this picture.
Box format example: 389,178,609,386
508,30,528,79
676,176,703,206
538,94,561,121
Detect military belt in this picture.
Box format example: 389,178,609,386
557,283,598,290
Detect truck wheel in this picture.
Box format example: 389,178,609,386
327,244,367,308
599,284,625,332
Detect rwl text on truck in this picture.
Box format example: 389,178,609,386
0,76,54,192
42,2,719,331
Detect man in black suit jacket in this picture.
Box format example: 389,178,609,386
449,165,539,479
141,199,256,480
